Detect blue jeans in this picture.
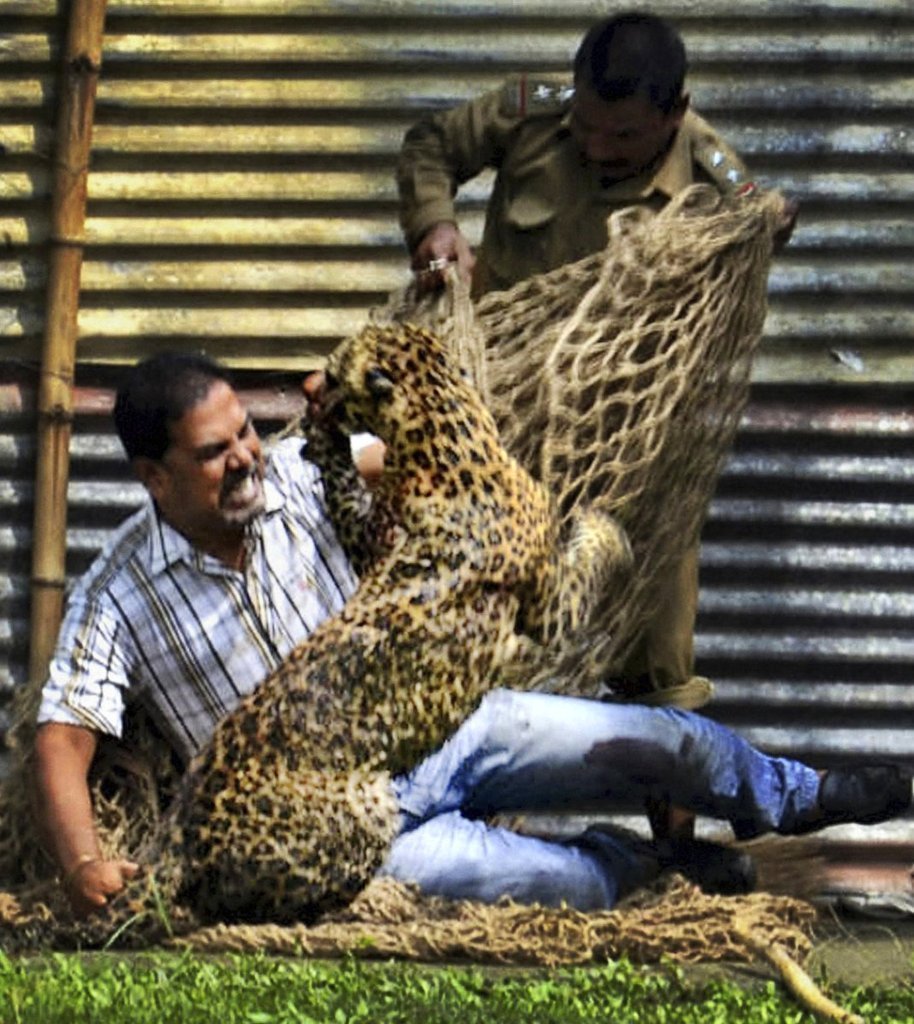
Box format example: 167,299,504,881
381,689,821,910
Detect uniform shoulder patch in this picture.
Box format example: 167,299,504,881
689,114,750,192
500,75,575,119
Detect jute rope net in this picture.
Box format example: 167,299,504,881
0,184,847,1022
171,874,818,968
380,184,787,697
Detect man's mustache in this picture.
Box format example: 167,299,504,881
221,465,260,498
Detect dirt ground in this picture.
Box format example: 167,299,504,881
679,914,914,992
805,916,914,988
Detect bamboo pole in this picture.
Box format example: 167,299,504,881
28,0,108,685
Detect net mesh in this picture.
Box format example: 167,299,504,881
169,874,819,968
384,184,785,693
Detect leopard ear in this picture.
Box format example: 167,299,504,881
365,367,395,401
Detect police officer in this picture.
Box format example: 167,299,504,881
397,11,751,297
396,12,792,838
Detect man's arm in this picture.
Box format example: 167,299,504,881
33,722,138,917
300,374,388,575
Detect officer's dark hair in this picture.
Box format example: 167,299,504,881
113,351,234,462
573,12,687,114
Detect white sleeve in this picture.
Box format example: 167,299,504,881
36,591,129,739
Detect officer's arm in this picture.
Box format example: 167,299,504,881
396,83,520,254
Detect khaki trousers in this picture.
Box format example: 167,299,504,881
617,544,703,702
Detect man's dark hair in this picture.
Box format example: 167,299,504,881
113,351,234,461
573,12,687,114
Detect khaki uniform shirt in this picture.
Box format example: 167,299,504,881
398,76,750,294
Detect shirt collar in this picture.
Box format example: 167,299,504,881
649,118,694,198
142,471,286,575
557,111,695,200
143,501,196,574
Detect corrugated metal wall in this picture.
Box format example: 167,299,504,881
0,1,911,887
4,0,909,374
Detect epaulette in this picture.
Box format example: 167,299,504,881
691,119,751,192
500,74,575,120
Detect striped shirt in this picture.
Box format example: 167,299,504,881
37,438,359,764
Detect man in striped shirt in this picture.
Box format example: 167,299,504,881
34,352,368,915
33,352,911,921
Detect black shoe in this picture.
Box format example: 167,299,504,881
794,764,912,835
655,837,757,896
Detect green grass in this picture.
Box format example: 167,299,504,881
0,951,911,1024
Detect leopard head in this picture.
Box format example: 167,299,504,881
320,322,470,444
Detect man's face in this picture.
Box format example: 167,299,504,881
569,85,685,179
140,380,265,541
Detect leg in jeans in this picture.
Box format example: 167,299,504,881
381,689,821,907
381,810,634,910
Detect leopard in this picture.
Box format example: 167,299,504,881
32,321,631,946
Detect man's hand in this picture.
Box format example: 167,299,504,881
773,196,800,252
302,370,328,424
411,222,476,295
302,371,346,441
302,372,386,485
62,856,139,918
